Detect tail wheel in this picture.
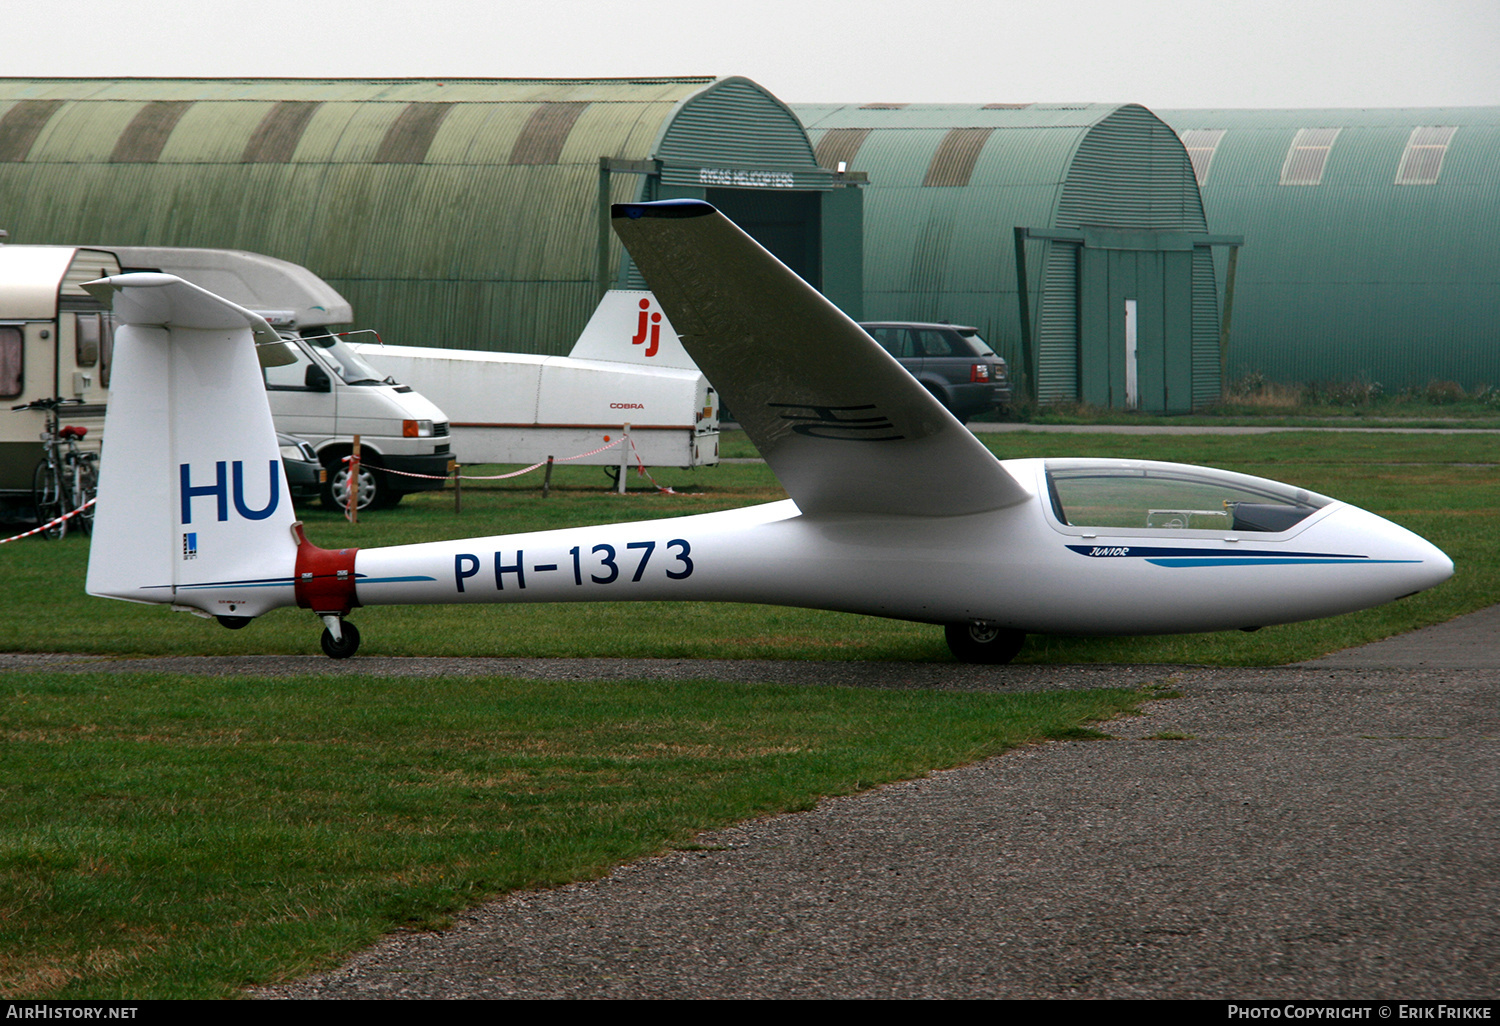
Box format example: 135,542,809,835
945,623,1025,664
320,620,361,659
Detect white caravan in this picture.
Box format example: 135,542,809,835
348,290,720,474
0,245,119,509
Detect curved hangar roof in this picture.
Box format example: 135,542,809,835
1160,107,1500,392
795,102,1227,412
0,77,846,355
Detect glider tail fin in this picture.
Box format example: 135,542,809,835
564,289,700,370
82,273,300,619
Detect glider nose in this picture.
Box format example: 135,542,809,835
1404,533,1455,595
1344,504,1454,597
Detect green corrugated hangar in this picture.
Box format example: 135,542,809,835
1159,107,1500,392
0,77,863,355
794,102,1237,412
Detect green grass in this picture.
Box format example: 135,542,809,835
2,431,1494,665
989,407,1500,429
1,428,1492,998
0,671,1145,998
971,381,1500,427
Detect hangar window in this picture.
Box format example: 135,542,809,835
923,128,994,187
1045,460,1329,534
814,128,871,172
1395,126,1457,185
1279,128,1341,186
1179,129,1225,185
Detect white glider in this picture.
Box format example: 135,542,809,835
82,202,1452,661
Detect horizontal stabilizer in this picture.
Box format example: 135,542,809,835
83,273,296,367
611,200,1028,517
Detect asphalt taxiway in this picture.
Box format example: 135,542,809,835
234,609,1496,999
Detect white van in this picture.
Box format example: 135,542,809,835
109,248,452,510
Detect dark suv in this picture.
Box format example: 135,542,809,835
859,322,1011,423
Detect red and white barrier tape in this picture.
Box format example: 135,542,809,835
625,434,681,494
0,497,96,545
341,436,627,481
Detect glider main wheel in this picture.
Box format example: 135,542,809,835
216,615,253,630
945,623,1025,664
320,620,361,659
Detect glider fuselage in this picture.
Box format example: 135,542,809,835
334,456,1448,636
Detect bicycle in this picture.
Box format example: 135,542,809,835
10,397,99,540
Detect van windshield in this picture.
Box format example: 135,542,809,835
304,333,393,386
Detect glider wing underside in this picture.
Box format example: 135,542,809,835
611,200,1029,518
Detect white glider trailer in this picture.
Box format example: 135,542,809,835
120,250,719,499
348,290,720,480
0,244,119,516
108,247,453,511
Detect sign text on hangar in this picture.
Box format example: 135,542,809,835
698,168,795,189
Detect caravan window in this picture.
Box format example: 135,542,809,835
76,313,101,367
99,315,116,388
0,327,21,398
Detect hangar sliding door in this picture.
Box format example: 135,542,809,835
1078,239,1194,413
1022,227,1235,413
706,188,822,289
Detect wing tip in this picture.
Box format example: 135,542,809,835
612,199,716,221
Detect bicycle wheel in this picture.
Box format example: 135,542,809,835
72,456,98,536
32,459,67,540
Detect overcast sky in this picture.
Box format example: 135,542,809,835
9,0,1499,110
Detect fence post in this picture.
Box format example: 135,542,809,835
617,424,630,494
346,434,361,524
542,455,555,498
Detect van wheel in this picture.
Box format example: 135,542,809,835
945,623,1025,664
322,457,389,512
